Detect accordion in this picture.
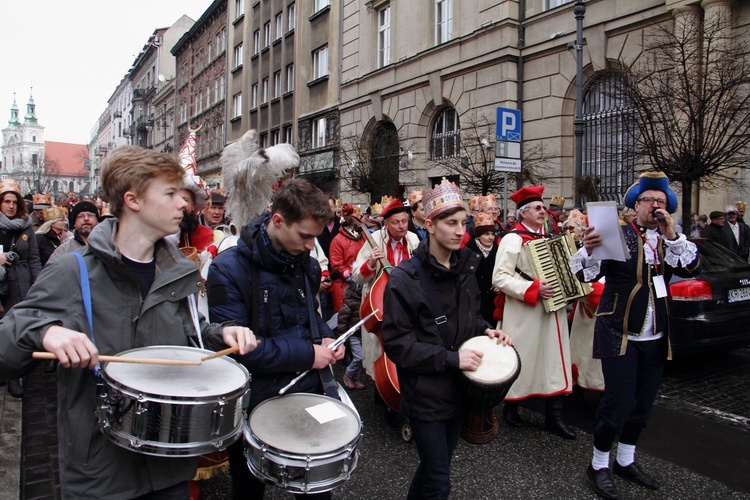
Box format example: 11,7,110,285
524,233,592,313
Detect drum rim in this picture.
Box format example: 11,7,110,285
247,393,362,454
101,345,250,401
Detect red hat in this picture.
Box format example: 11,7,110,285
510,185,545,208
380,199,409,219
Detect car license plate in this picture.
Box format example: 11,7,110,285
728,287,750,303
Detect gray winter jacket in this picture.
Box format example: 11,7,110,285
0,218,227,499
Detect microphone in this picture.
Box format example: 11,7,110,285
652,208,666,222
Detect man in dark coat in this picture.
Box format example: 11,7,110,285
576,172,700,499
700,211,727,246
722,205,750,260
208,178,345,499
382,179,511,499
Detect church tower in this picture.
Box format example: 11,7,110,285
2,88,45,193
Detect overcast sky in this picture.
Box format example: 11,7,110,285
0,0,213,145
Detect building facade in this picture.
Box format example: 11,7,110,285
1,93,45,192
172,0,229,186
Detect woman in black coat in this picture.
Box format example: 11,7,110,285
0,180,42,397
463,212,500,325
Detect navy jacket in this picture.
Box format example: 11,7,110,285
207,215,334,407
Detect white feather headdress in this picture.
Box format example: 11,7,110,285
221,130,299,228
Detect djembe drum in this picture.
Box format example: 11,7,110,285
458,336,521,444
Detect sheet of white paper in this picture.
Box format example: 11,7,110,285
586,201,630,262
305,401,348,424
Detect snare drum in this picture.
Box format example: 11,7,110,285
98,346,250,457
244,393,361,494
458,336,521,444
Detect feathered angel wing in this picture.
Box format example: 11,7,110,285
222,130,299,228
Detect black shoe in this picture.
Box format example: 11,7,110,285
545,418,577,440
613,461,660,490
7,378,24,398
503,403,523,428
587,465,619,499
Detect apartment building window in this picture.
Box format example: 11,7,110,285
284,125,293,144
234,43,243,69
232,93,242,119
196,91,203,114
287,3,296,32
312,117,326,148
254,30,260,54
260,133,268,148
275,13,283,40
286,64,295,92
271,130,280,145
582,71,637,203
314,0,329,12
262,77,269,104
264,22,271,47
435,0,453,45
180,101,187,123
215,77,220,102
216,28,226,53
273,71,281,98
206,86,211,107
207,42,212,62
235,0,244,19
252,83,259,108
378,5,391,69
546,0,573,9
313,46,328,80
431,107,460,158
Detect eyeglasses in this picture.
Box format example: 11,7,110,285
637,197,667,207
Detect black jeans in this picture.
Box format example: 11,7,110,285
407,416,463,500
593,337,667,450
135,481,189,500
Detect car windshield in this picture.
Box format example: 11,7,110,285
691,238,750,273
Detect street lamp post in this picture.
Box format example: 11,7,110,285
573,0,586,208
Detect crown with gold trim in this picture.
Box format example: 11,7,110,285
33,193,52,209
423,178,464,220
408,190,423,207
474,211,495,229
0,179,22,197
736,200,746,211
369,202,383,216
468,195,482,211
481,193,498,210
549,196,565,209
380,195,395,206
567,209,587,229
43,205,68,221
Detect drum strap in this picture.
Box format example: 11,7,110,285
73,252,100,377
410,257,450,341
304,276,340,400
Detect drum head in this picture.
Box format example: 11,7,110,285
249,394,360,455
103,346,248,398
459,337,519,385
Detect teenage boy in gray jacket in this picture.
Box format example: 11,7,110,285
0,146,257,499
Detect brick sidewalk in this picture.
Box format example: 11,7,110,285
0,382,22,500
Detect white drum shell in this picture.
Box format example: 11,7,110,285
244,393,361,494
97,346,250,457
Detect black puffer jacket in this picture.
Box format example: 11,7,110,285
382,238,490,421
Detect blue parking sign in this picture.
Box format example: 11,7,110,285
496,107,522,142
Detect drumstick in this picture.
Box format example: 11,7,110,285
278,310,379,396
32,352,202,366
200,339,262,362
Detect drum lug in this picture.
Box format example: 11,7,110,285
96,390,111,430
133,396,148,442
211,399,226,438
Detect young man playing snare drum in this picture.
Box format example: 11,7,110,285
382,179,512,500
0,146,257,499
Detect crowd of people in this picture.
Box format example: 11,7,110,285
0,130,713,500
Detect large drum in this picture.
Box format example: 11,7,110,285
244,393,361,494
458,336,521,444
97,346,250,456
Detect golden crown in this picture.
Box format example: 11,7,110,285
481,193,498,209
550,196,565,208
43,205,68,221
0,179,22,196
33,193,52,206
423,178,464,220
736,200,746,210
408,190,423,206
474,211,495,228
468,195,482,210
370,202,383,216
380,195,395,206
